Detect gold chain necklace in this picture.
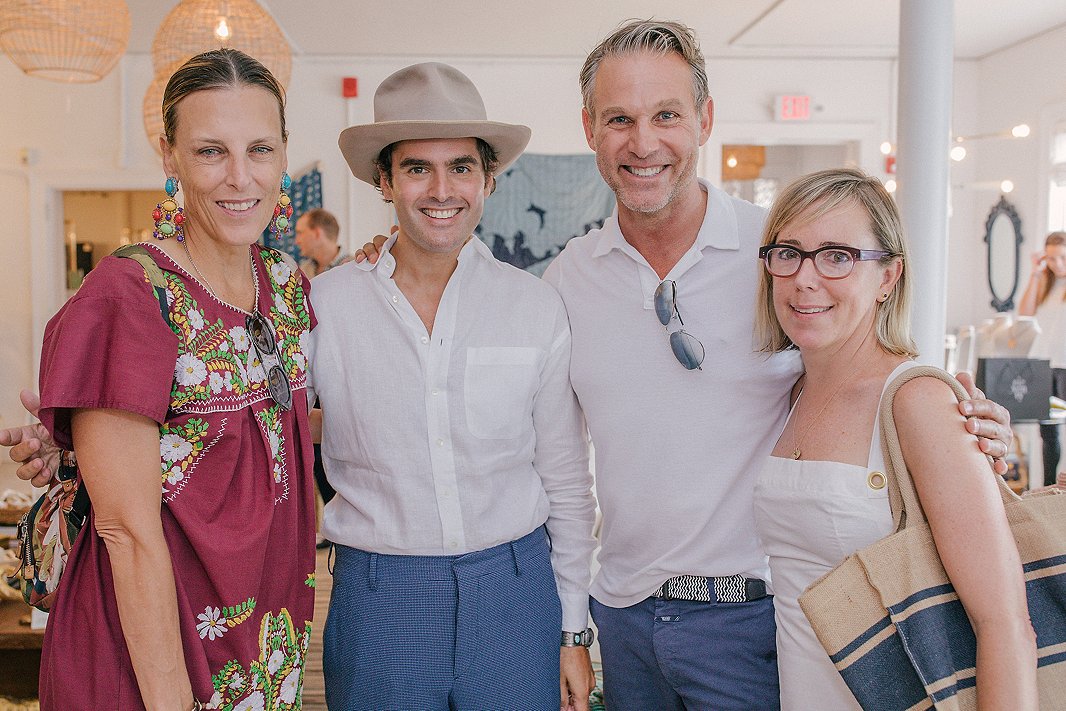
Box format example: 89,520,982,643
789,368,857,460
789,330,874,460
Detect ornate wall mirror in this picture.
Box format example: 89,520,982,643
984,195,1023,311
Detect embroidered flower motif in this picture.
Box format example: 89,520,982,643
228,672,245,690
230,326,251,352
247,355,267,384
208,691,223,709
160,434,193,463
270,261,291,285
166,466,184,485
279,667,300,704
175,354,208,386
233,691,265,711
197,606,228,641
209,371,224,393
273,464,282,483
268,430,280,459
273,293,291,316
218,340,230,353
267,649,285,675
188,309,205,331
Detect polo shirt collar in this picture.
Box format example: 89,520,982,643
591,178,741,259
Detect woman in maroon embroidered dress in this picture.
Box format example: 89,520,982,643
33,50,316,710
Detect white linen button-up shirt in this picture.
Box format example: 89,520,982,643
307,235,596,629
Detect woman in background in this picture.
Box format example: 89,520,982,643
752,168,1037,710
1018,231,1066,486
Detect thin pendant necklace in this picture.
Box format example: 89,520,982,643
788,331,872,460
182,239,258,315
789,368,857,460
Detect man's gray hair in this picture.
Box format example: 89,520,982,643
580,19,709,115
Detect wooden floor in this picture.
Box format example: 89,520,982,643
303,546,333,710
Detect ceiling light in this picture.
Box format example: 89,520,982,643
880,142,893,155
1011,124,1030,138
726,155,738,168
884,179,897,194
1000,180,1014,193
0,0,131,83
950,145,967,162
214,17,231,41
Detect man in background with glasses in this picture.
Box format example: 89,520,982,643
541,19,1015,711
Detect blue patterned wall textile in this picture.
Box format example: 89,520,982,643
262,166,323,260
478,154,615,276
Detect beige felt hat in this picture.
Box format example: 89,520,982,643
338,62,531,186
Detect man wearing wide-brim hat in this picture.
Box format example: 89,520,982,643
308,62,597,711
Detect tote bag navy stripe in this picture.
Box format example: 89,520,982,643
799,366,1066,710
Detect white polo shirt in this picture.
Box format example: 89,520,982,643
307,235,596,630
543,178,803,608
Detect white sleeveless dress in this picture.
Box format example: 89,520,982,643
753,361,916,710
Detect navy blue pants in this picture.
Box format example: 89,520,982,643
323,527,562,710
591,593,780,710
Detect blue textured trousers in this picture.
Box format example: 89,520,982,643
323,526,562,710
591,593,780,710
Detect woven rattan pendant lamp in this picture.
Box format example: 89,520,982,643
0,0,131,82
144,0,292,153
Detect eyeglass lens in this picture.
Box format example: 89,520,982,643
246,314,293,411
765,247,856,278
654,280,705,371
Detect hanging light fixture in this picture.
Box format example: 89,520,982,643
0,0,131,83
145,0,292,153
151,0,291,88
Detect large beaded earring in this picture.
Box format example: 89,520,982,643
153,176,185,241
270,172,294,238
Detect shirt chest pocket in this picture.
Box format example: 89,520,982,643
464,346,541,440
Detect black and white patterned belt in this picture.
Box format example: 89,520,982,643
653,574,767,604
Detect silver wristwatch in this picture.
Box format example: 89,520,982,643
560,627,595,648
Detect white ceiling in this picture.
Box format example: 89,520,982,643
122,0,1066,61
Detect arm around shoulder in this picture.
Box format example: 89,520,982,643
893,377,1038,710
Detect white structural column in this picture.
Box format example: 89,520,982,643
896,0,953,365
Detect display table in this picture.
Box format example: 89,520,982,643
0,601,42,698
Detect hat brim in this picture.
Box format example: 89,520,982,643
338,120,532,186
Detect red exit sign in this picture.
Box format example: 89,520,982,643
775,95,811,121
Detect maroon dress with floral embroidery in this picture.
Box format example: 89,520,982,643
37,243,316,710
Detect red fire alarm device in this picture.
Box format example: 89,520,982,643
342,77,358,98
775,95,811,121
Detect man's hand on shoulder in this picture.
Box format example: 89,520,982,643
353,226,396,265
955,371,1012,475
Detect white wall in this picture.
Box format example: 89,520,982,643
946,24,1066,333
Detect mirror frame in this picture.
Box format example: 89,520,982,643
984,195,1024,312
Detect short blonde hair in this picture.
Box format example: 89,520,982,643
755,168,917,358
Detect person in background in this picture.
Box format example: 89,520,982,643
4,49,316,710
753,167,1037,710
294,206,347,546
1017,231,1066,486
294,207,350,278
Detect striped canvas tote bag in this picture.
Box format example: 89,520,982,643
798,365,1066,710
